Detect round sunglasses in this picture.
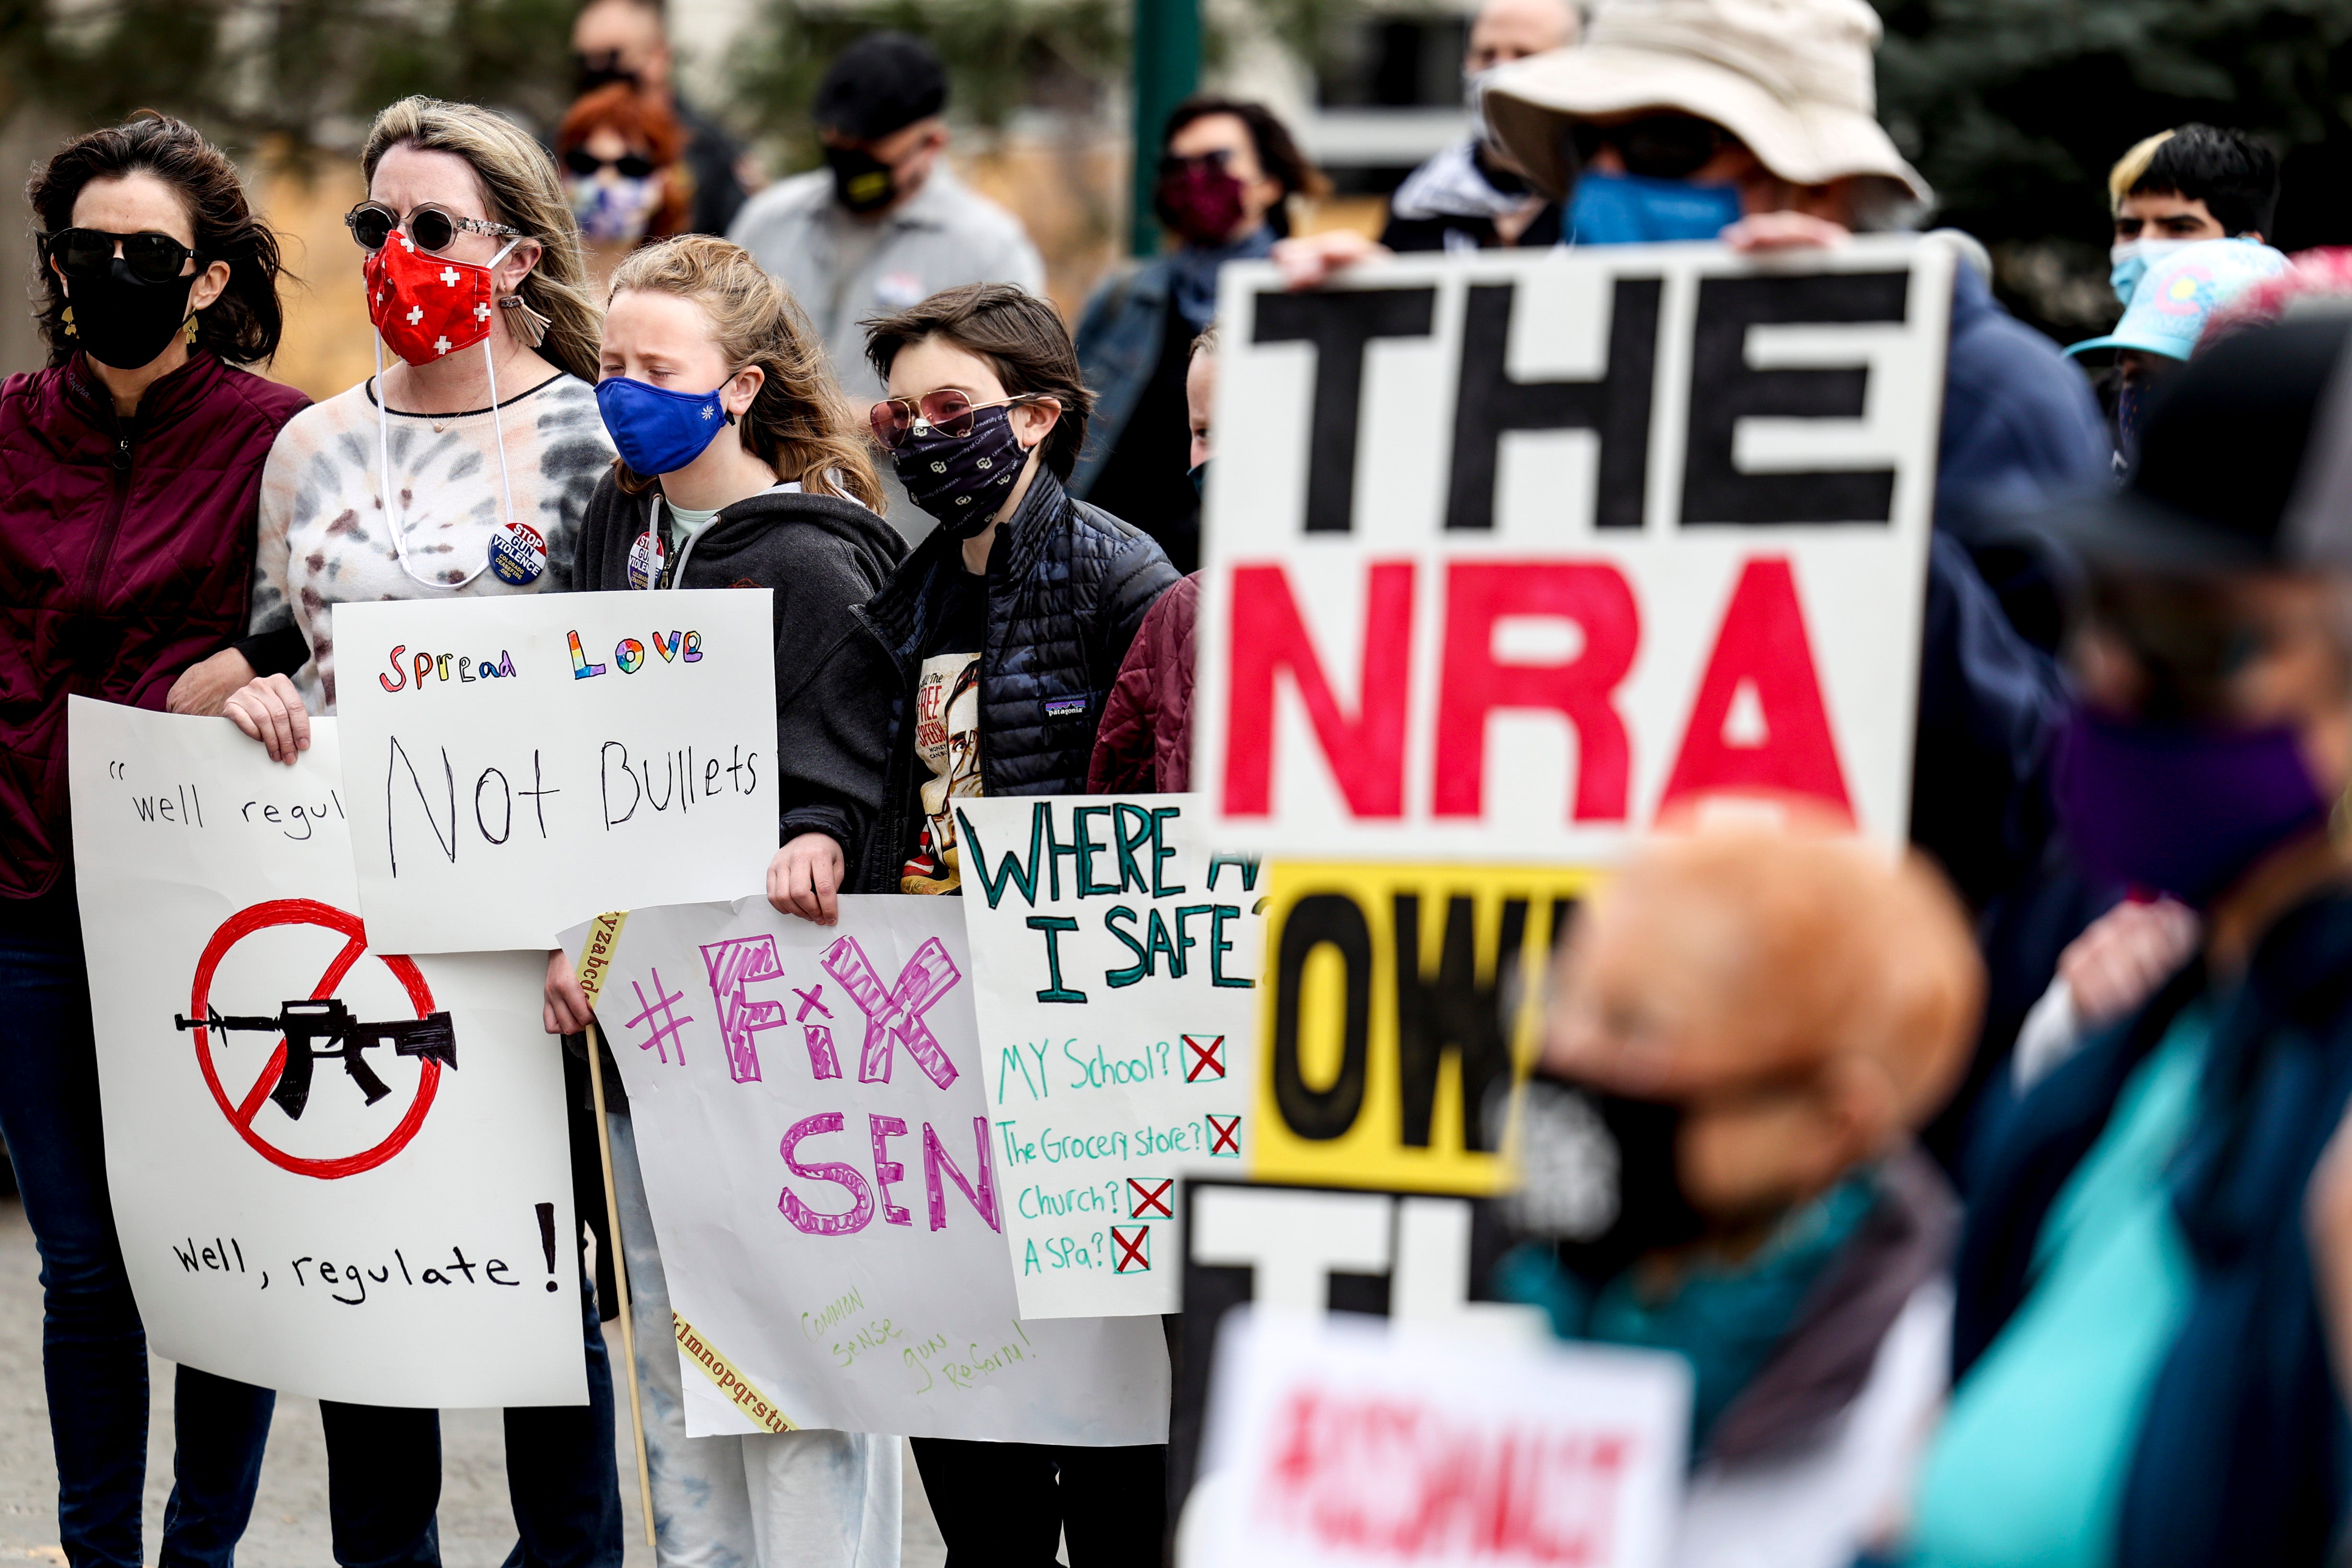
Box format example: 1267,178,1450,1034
45,228,202,284
344,201,522,255
867,390,1038,450
564,148,657,180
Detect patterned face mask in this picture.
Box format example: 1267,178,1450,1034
890,402,1030,538
365,230,516,366
568,174,660,246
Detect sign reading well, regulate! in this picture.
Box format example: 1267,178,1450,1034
333,590,778,953
562,896,1168,1444
1194,238,1953,861
66,700,584,1409
955,795,1262,1317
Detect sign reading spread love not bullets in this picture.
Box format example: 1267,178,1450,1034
334,590,777,953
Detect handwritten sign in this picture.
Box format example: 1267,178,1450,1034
955,795,1262,1316
333,590,778,953
1186,1310,1688,1568
66,699,584,1408
561,896,1168,1442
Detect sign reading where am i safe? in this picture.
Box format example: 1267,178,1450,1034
67,699,584,1409
956,795,1261,1317
333,589,778,953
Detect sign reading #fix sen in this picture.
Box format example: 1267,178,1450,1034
1194,237,1954,861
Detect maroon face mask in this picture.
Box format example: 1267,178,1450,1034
1154,160,1247,246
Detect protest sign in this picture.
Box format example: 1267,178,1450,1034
333,589,778,953
67,699,584,1408
1195,238,1953,861
1184,1309,1688,1568
562,895,1168,1442
955,794,1262,1317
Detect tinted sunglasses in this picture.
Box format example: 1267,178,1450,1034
565,148,658,180
344,201,522,255
1570,116,1734,181
46,228,201,284
867,390,1037,450
1158,148,1234,179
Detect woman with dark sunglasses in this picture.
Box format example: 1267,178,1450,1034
557,81,693,296
0,110,308,1567
218,96,627,1568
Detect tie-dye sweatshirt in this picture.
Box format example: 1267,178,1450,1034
248,370,613,712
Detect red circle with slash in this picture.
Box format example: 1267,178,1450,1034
187,899,442,1180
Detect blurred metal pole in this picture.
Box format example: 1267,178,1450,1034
1130,0,1201,257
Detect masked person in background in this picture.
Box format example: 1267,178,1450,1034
221,96,624,1568
558,81,691,295
1494,824,1980,1568
542,233,904,1568
1911,316,2352,1568
0,110,309,1568
729,32,1042,539
1071,98,1325,575
571,0,748,237
854,282,1175,1560
1381,0,1578,253
2104,125,2279,307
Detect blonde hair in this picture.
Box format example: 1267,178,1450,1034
606,235,884,512
362,96,602,387
2110,130,2175,213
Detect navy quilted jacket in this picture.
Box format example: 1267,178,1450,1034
853,465,1177,888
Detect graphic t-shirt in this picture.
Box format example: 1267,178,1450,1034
902,568,987,894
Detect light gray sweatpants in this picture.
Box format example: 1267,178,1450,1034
607,1113,903,1568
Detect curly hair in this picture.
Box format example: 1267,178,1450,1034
27,110,286,368
606,235,883,511
862,283,1095,480
363,97,603,387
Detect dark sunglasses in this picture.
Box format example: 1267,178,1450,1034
867,390,1037,450
45,227,201,284
565,148,658,180
1570,116,1734,181
344,201,522,255
1158,149,1234,179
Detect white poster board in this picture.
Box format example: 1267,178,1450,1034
562,895,1168,1442
67,699,584,1407
956,795,1262,1317
1194,238,1953,862
1186,1310,1689,1568
333,590,778,953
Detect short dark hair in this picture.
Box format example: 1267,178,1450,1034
815,32,949,143
1159,97,1329,238
2130,124,2280,237
27,111,286,368
864,283,1095,480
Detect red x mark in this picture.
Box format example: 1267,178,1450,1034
1111,1224,1151,1273
1128,1177,1174,1220
1183,1034,1225,1082
1207,1114,1241,1156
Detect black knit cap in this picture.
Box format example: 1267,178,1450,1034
813,32,949,142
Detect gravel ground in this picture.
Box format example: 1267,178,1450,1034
0,1197,949,1566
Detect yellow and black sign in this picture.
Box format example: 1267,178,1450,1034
1249,862,1595,1195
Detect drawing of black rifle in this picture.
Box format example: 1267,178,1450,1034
175,999,458,1119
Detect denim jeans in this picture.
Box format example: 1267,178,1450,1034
316,1271,621,1568
0,888,276,1568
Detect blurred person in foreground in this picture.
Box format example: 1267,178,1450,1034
0,109,309,1568
572,0,748,236
1071,99,1324,574
1910,315,2352,1567
2065,238,2289,469
1380,0,1579,253
557,81,692,295
1499,822,1981,1568
730,30,1043,543
2104,125,2279,308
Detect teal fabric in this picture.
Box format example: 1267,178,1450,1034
1909,1006,2211,1568
1494,1170,1878,1451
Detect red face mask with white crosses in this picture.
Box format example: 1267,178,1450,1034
364,228,515,364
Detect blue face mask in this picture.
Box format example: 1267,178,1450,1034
595,376,731,477
1567,170,1744,246
2109,238,2198,306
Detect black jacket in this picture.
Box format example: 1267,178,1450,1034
562,470,906,888
854,465,1177,888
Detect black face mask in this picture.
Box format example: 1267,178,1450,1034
1505,1069,1706,1283
825,143,898,214
68,258,197,372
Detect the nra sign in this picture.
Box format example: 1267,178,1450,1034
1194,238,1952,861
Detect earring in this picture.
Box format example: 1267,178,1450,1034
61,304,75,338
498,291,551,348
184,313,199,344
